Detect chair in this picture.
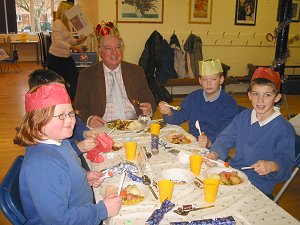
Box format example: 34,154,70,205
273,135,300,203
0,155,27,225
2,49,22,72
38,32,48,68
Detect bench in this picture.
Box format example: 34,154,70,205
164,63,231,88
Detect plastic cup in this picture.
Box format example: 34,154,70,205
189,154,203,176
158,180,174,203
204,178,220,203
124,141,137,161
150,123,161,135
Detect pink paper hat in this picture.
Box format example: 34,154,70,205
25,83,71,112
251,67,281,91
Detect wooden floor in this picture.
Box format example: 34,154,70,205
0,62,299,224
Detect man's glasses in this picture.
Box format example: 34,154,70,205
53,111,76,120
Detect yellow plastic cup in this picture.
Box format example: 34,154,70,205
189,154,203,176
204,178,220,203
158,180,174,203
150,123,161,135
124,141,137,161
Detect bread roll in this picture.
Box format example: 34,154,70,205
105,185,118,197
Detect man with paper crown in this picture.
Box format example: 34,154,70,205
14,83,122,224
159,59,239,148
75,21,156,128
204,67,295,197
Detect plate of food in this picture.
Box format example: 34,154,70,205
163,131,195,145
161,168,194,188
203,167,248,187
107,119,143,131
102,181,149,206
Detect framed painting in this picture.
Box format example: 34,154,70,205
291,0,300,22
235,0,258,26
189,0,213,24
117,0,164,23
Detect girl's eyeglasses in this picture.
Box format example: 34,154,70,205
53,111,76,120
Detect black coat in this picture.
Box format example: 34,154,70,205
139,30,177,104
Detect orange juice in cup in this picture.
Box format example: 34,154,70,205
189,154,203,176
124,141,137,161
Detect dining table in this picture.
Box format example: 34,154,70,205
86,121,300,225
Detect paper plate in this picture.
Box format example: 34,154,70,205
161,168,194,188
203,167,249,187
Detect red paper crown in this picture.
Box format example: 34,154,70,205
25,83,71,112
95,21,119,38
251,67,281,91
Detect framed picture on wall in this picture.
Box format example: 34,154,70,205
234,0,258,26
291,0,300,22
188,0,213,24
117,0,164,23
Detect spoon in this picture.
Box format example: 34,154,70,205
195,120,202,135
173,205,215,216
142,175,158,199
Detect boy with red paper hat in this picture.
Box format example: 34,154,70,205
15,83,122,224
204,67,295,198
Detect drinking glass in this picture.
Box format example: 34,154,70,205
138,114,151,127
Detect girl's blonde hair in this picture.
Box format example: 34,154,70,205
56,1,74,31
14,86,57,146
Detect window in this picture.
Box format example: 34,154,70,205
16,0,64,33
0,0,74,34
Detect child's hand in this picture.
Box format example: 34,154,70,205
203,151,219,167
87,171,103,187
103,194,122,217
83,130,102,139
251,160,279,176
197,132,212,148
158,101,172,115
77,137,97,153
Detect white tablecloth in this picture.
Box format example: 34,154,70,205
87,123,300,225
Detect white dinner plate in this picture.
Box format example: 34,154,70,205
107,120,143,131
203,167,249,187
160,168,194,189
163,131,196,145
101,181,149,206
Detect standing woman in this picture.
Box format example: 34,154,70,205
47,1,86,100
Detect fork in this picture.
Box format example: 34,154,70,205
173,205,214,216
165,103,181,111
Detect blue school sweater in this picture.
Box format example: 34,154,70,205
210,109,295,195
20,140,107,225
163,89,239,142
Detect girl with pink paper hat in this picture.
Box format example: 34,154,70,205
14,83,122,224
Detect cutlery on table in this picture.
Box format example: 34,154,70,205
164,103,181,111
173,205,215,216
142,175,158,199
117,172,127,195
99,171,113,181
202,156,226,167
195,120,202,135
107,128,115,135
241,166,253,170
